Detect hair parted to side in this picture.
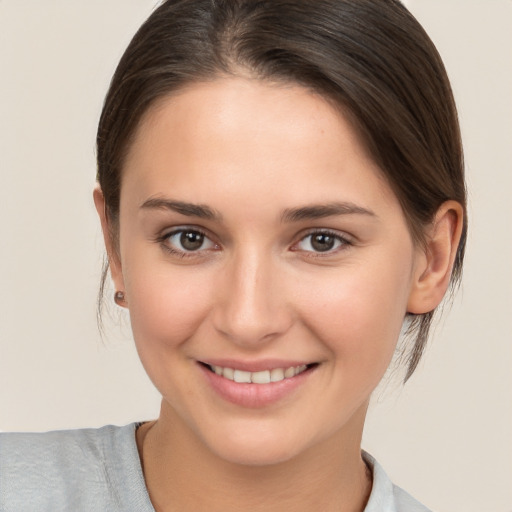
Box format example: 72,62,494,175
96,0,467,381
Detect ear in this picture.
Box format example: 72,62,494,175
407,200,464,314
93,185,126,297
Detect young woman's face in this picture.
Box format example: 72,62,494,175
114,78,423,465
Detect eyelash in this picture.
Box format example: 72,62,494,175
156,227,353,259
291,229,353,257
156,227,217,258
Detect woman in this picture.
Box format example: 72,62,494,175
0,1,466,510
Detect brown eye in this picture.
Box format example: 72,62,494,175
310,233,336,252
180,231,204,251
295,231,349,254
165,229,216,253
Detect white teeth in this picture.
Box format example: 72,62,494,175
233,370,252,383
210,364,310,384
251,370,271,384
270,368,284,382
223,367,234,380
284,367,296,378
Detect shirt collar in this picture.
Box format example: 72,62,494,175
362,451,398,512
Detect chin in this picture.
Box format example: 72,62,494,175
201,422,307,467
213,440,300,467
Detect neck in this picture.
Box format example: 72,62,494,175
138,402,372,512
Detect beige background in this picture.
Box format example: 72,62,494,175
0,1,510,511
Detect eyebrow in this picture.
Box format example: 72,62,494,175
281,202,377,222
140,197,376,223
140,198,221,220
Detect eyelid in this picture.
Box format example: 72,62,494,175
157,223,217,240
154,225,353,258
290,228,354,255
156,225,220,257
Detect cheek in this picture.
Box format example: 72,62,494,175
123,256,214,353
297,258,412,369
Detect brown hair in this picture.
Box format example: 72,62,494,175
96,0,467,380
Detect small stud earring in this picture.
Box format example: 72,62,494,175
114,291,127,306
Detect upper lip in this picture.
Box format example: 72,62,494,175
199,359,316,372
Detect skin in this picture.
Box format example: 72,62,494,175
95,77,463,512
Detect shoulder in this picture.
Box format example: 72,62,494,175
0,423,131,481
1,423,125,461
392,484,432,512
363,451,432,512
0,423,154,512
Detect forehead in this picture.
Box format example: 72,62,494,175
121,77,397,215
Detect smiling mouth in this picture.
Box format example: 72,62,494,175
201,363,317,384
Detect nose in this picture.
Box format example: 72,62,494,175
211,249,293,347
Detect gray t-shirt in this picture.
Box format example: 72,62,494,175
0,423,431,511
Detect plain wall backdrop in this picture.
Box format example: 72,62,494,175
0,1,511,511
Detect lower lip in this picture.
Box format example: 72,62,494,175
199,364,316,408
